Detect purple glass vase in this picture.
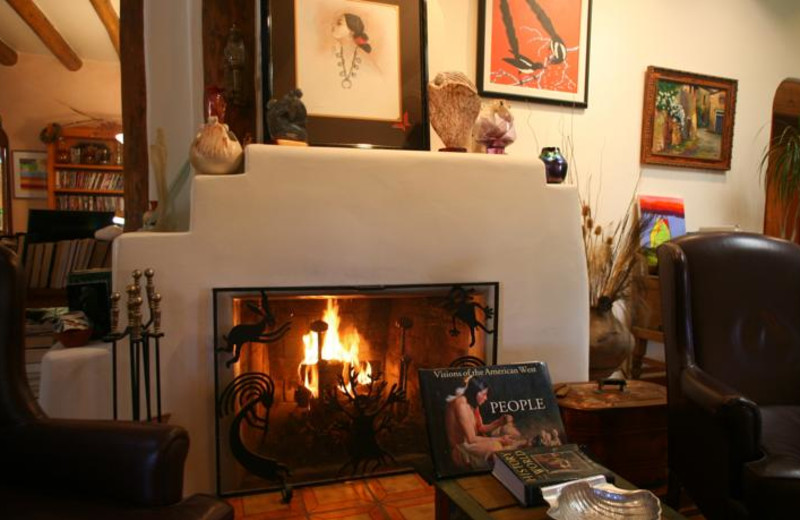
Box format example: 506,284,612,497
539,147,568,184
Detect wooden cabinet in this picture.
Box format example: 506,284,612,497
556,380,668,488
46,124,124,215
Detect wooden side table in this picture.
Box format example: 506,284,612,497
556,380,668,488
631,274,666,380
434,473,686,519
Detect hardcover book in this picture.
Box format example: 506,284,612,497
492,444,614,506
418,362,566,479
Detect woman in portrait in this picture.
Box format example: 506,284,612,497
296,0,401,121
331,13,373,89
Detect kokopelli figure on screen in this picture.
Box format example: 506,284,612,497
217,291,291,368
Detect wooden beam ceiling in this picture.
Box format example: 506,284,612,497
0,38,18,66
89,0,120,58
6,0,83,71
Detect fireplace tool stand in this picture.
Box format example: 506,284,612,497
104,269,163,422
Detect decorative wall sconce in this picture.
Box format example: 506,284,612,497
223,24,246,106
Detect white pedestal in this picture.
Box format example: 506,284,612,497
38,343,112,420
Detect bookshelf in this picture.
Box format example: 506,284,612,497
46,123,124,215
23,209,115,307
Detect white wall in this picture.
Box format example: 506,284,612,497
144,0,204,231
0,53,121,232
134,0,800,496
114,145,589,495
146,0,800,234
429,0,800,231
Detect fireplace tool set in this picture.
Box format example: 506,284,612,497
105,269,164,422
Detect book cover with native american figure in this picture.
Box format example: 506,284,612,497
418,362,566,479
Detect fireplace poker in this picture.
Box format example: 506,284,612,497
107,291,122,419
127,284,143,421
150,292,164,422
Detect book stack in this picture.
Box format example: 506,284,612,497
24,238,112,290
418,361,617,507
24,308,61,398
492,444,614,506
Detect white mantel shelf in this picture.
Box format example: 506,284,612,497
112,144,589,495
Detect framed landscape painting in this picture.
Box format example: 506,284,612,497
12,150,47,199
261,0,429,149
641,66,738,171
477,0,592,107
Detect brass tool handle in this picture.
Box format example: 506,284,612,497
110,291,121,333
152,293,162,334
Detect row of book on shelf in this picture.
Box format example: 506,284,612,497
55,195,124,213
55,170,124,191
418,362,617,507
25,237,111,289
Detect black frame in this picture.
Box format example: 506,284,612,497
261,0,429,149
476,0,592,108
212,282,499,497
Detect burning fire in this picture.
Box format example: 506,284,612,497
299,299,372,397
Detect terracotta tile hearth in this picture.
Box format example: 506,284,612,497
226,473,434,520
226,472,708,519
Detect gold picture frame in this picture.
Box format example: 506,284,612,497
641,66,738,171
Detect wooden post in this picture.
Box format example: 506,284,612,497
120,0,148,232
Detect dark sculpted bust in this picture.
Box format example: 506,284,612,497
266,88,308,143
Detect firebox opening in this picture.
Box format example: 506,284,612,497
213,283,498,496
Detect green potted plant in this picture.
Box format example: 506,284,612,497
761,116,800,240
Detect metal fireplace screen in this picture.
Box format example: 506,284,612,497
213,283,498,496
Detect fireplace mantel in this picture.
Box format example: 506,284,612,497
112,145,589,494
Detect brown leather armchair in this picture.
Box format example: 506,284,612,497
0,245,234,519
658,232,800,520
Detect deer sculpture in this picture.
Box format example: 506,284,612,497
217,290,291,368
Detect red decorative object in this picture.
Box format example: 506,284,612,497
206,86,227,123
57,329,93,348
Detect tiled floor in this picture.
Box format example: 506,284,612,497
225,473,435,520
226,473,706,519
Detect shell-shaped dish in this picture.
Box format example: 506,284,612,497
546,480,661,520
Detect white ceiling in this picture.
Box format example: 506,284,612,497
0,0,120,63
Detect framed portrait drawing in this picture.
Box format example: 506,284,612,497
641,66,738,171
261,0,429,149
11,150,48,199
477,0,592,108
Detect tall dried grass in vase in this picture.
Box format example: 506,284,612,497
581,199,648,380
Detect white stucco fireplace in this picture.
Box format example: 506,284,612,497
112,145,589,495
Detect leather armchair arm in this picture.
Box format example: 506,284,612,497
0,419,188,507
682,365,762,460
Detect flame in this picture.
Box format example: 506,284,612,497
299,299,371,397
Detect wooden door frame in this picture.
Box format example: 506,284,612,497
763,78,800,241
